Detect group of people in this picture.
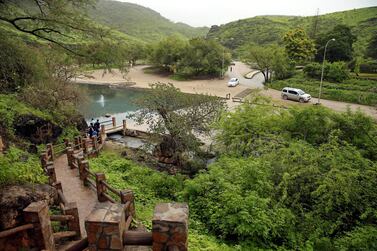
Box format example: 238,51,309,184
88,119,101,138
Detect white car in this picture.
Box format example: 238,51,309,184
228,78,239,87
281,87,311,103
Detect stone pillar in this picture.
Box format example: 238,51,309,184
112,117,116,127
23,201,55,251
122,120,127,136
64,202,81,240
92,136,98,152
95,173,107,202
85,202,125,251
152,203,189,251
101,125,106,135
120,189,135,218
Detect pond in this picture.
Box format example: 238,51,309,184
78,84,147,125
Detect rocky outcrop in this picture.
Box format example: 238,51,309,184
0,184,58,230
13,114,62,144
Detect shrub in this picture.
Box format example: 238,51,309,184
304,61,350,82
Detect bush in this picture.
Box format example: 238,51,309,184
360,62,377,73
0,147,47,186
304,61,350,82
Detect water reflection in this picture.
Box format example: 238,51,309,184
78,84,147,124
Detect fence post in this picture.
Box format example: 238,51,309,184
23,201,55,251
40,151,48,171
46,163,57,185
120,189,135,218
152,203,189,251
67,147,74,169
82,137,88,155
101,124,106,135
122,120,127,135
64,138,70,147
92,136,98,153
74,137,80,150
112,117,116,127
64,202,81,240
80,160,89,184
95,173,107,202
46,143,54,161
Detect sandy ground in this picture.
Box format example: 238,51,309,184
74,64,377,119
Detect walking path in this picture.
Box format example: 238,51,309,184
54,154,97,237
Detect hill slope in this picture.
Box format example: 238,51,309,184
207,7,377,53
89,0,209,42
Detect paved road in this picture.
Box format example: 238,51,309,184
228,62,377,119
227,62,264,89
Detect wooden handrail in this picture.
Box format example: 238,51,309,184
50,215,74,222
53,231,78,241
102,192,116,203
0,224,34,238
101,181,121,197
58,190,69,206
125,215,132,232
123,231,153,246
66,237,88,251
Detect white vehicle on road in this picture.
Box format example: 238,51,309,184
228,78,239,87
281,87,311,103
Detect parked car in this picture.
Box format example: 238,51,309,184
228,78,239,87
281,87,311,103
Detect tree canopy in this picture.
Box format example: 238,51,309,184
315,25,356,62
283,28,316,63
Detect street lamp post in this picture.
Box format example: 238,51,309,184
317,38,335,104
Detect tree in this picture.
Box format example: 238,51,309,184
178,38,231,78
315,25,356,62
283,28,316,63
242,44,291,83
150,35,187,73
130,83,225,171
366,31,377,60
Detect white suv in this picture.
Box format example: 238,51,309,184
281,87,311,103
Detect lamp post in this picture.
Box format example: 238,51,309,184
317,38,335,104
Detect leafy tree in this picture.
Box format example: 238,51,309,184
242,44,291,83
178,38,230,78
150,35,187,73
315,25,356,62
130,83,225,171
283,28,316,63
366,31,377,60
0,0,103,55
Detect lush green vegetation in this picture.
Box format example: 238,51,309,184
149,36,231,78
89,0,208,42
270,72,377,106
0,147,47,186
89,101,377,250
208,7,377,58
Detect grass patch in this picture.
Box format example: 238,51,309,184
270,72,377,106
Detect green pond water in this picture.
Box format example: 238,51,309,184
78,84,147,124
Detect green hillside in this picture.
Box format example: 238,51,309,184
207,7,377,53
89,0,209,42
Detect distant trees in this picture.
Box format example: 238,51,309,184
283,28,316,63
304,62,350,82
366,32,377,60
242,44,292,83
150,36,230,78
315,25,356,62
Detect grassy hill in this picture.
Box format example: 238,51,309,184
207,7,377,54
89,0,209,42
